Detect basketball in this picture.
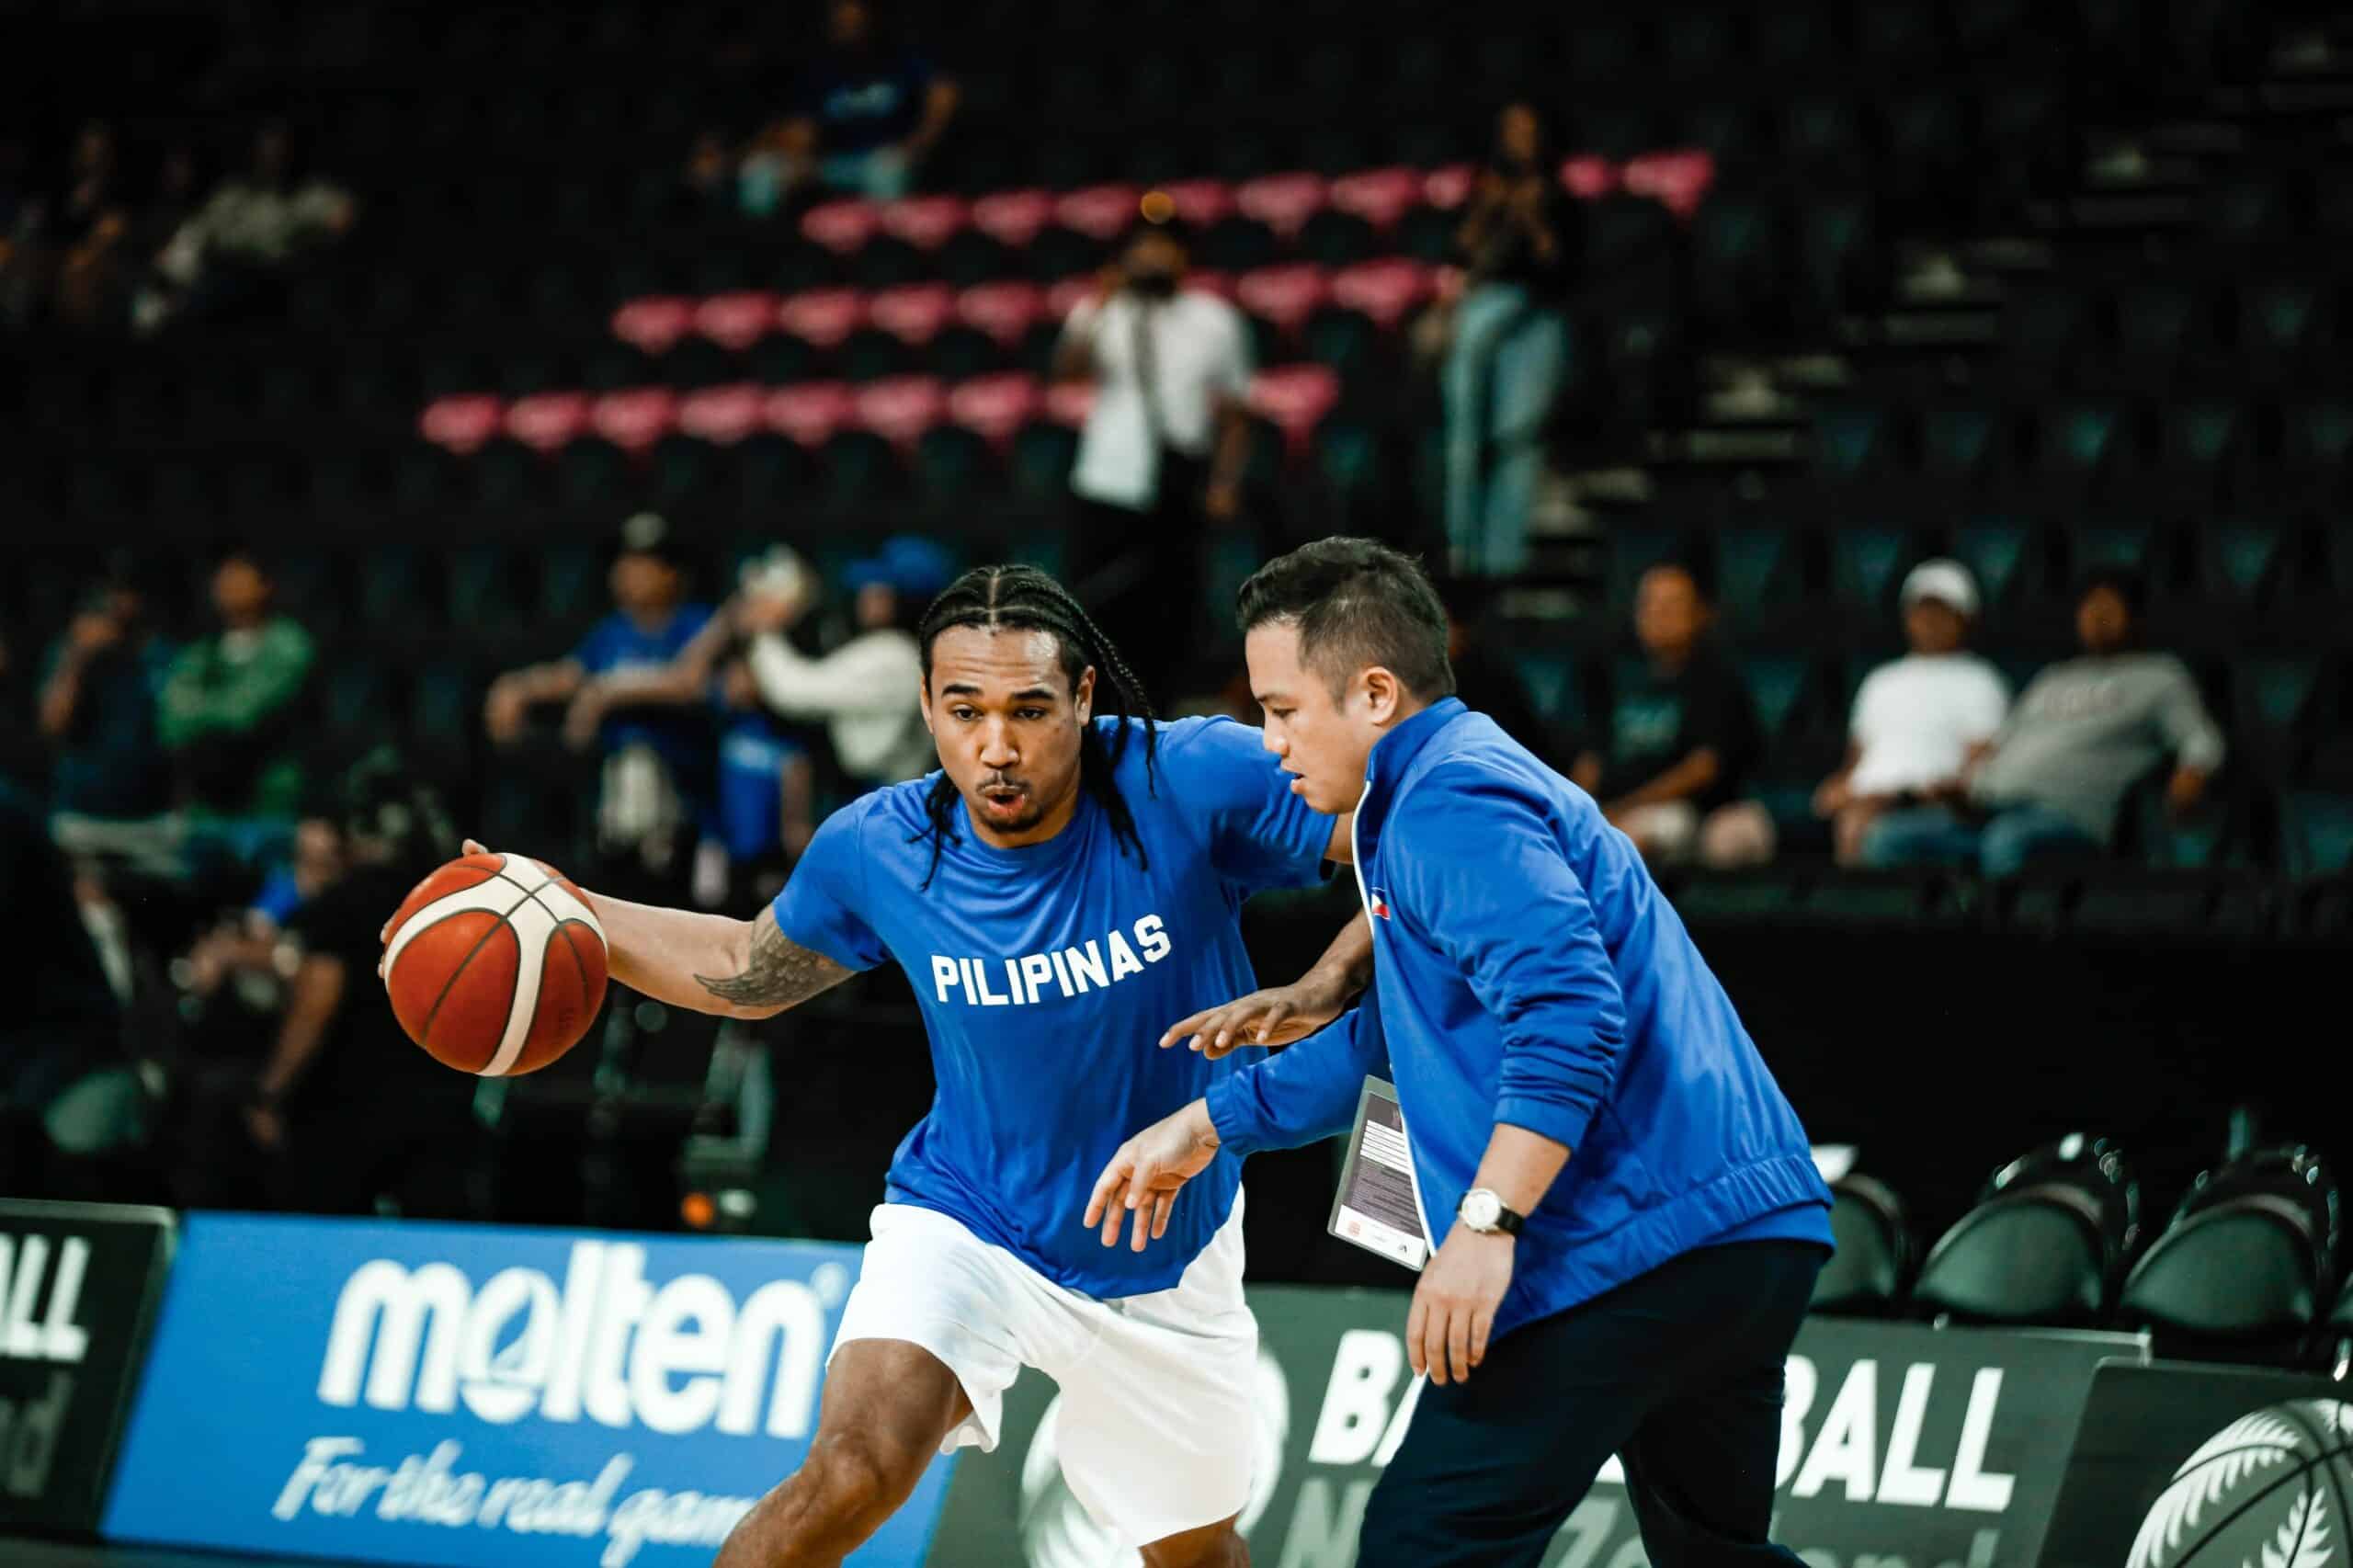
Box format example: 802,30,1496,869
381,851,609,1077
2131,1400,2353,1568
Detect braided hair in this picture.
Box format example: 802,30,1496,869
912,564,1158,890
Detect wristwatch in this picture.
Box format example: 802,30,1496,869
1457,1187,1526,1236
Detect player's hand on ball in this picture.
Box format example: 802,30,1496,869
1159,980,1342,1058
1408,1224,1515,1387
1085,1099,1222,1253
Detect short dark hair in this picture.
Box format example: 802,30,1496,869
2076,564,2145,619
1235,537,1457,699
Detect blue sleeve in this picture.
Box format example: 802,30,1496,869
1392,767,1627,1153
1204,989,1391,1159
1159,717,1336,894
572,616,620,675
767,802,889,971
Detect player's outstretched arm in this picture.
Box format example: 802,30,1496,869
1160,907,1372,1057
600,898,852,1021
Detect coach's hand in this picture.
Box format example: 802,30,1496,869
1086,1098,1222,1253
1409,1225,1515,1387
1160,978,1343,1058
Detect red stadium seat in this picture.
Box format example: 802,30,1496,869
955,280,1047,345
1186,268,1236,301
1331,258,1435,330
506,391,592,452
611,296,694,355
853,375,948,447
1163,177,1235,228
1248,365,1340,455
948,372,1043,445
1043,381,1096,427
1236,264,1331,335
1055,184,1141,241
592,387,678,452
1561,154,1619,199
419,394,503,454
1423,164,1475,210
1044,275,1097,322
777,288,868,349
801,199,884,256
1329,167,1423,231
677,383,766,445
971,188,1055,248
763,381,857,447
1623,149,1716,218
869,283,956,346
693,291,779,351
879,195,971,250
1235,172,1328,240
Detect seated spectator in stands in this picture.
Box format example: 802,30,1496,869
1445,102,1578,578
157,546,316,859
1862,568,2225,879
1440,576,1564,768
1572,562,1768,868
127,143,203,335
40,559,180,871
488,513,716,883
51,119,131,327
1814,559,2009,866
155,119,354,325
1058,217,1254,703
740,0,958,210
185,753,472,1217
739,536,948,791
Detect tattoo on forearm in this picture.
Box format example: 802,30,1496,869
695,918,851,1009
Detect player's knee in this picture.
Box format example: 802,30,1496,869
796,1433,924,1532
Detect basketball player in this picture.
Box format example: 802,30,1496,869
460,565,1363,1568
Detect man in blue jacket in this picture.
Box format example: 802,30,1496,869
1087,537,1832,1567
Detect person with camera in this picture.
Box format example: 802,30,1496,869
1055,216,1255,703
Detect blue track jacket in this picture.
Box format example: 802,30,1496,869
1206,699,1831,1340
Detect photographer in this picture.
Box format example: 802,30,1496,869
1055,216,1254,702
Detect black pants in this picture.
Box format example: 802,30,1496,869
1069,449,1210,709
1359,1239,1825,1568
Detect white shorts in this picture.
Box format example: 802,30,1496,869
830,1195,1264,1550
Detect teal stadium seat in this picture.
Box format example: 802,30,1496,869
2284,794,2353,881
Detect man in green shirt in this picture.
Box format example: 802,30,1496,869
157,546,315,837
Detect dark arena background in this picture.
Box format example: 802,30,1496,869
2,2,2349,1565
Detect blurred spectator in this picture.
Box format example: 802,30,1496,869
1445,103,1577,578
40,558,181,871
157,545,316,856
177,752,472,1216
739,537,948,789
1862,569,2227,878
51,119,131,326
1813,560,2010,866
1057,219,1254,702
1439,577,1564,768
740,0,958,210
0,781,139,1187
126,144,204,334
489,513,716,880
1572,562,1767,868
153,119,355,325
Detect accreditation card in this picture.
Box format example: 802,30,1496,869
1326,1077,1431,1271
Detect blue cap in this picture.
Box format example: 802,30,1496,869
845,536,955,602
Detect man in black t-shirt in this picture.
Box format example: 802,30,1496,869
238,756,472,1216
1573,562,1770,869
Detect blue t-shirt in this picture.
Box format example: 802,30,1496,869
574,605,716,783
771,716,1334,1297
796,51,936,152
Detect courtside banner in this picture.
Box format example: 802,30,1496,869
0,1199,176,1531
2036,1362,2353,1568
931,1288,2142,1567
101,1213,953,1567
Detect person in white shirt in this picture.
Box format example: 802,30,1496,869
1054,218,1254,702
736,536,949,790
1813,559,2009,865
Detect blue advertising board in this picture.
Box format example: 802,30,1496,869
103,1213,954,1567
